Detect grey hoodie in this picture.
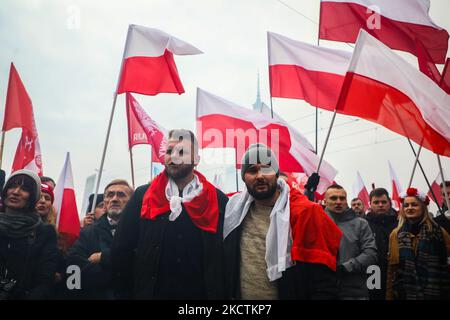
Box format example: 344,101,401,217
325,208,378,299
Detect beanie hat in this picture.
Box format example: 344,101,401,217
240,143,280,180
41,183,55,204
1,169,42,210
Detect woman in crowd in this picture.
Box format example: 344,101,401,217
36,183,57,226
0,170,58,299
386,187,450,300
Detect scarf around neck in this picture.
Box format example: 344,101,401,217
0,211,41,239
224,178,292,282
141,170,220,233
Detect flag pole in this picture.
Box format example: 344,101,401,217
437,155,450,212
0,131,5,170
267,32,274,119
235,148,239,192
129,148,135,189
407,138,442,214
91,25,131,213
315,32,321,154
408,143,423,188
317,109,337,173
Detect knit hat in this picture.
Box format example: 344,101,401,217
240,143,280,180
41,183,55,204
1,169,42,210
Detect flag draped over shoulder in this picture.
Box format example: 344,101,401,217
117,25,202,95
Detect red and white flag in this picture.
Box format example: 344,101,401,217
353,171,370,210
428,172,444,206
337,30,450,157
416,38,441,84
388,161,403,210
268,32,351,111
126,93,167,164
53,153,80,247
440,59,450,94
2,63,43,176
117,25,202,95
196,88,337,194
319,0,449,63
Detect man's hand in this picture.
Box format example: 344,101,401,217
88,252,102,264
83,213,95,227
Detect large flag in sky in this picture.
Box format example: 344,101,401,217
2,63,43,176
54,153,80,248
353,171,370,210
388,161,403,210
196,88,337,194
268,32,352,111
415,38,441,84
319,0,449,64
337,30,450,157
126,93,167,164
117,25,202,95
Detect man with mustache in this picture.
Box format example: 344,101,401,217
111,129,228,299
224,144,342,300
324,184,377,300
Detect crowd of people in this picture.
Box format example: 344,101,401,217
0,129,449,300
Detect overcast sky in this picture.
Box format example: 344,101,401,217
0,0,449,215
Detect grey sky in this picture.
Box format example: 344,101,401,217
0,0,449,214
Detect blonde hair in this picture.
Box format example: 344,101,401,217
395,196,436,232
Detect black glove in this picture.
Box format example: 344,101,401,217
303,172,320,201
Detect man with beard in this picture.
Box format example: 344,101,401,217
66,179,133,299
111,129,228,299
351,198,365,217
365,188,398,300
224,144,342,300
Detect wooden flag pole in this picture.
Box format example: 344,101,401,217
437,155,450,212
129,148,135,189
0,131,5,170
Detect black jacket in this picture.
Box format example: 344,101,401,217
66,214,115,299
111,184,228,299
224,221,338,300
365,212,398,300
0,222,58,299
434,214,450,235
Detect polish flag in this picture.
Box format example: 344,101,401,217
126,93,167,164
2,63,43,176
337,30,450,157
319,0,449,64
440,59,450,94
53,153,80,248
268,31,351,111
415,39,441,84
196,88,337,194
117,25,202,95
428,173,444,206
388,161,403,210
353,171,370,210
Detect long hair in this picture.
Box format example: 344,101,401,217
395,196,437,232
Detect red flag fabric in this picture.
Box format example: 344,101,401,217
440,59,450,94
353,171,370,210
268,32,351,111
126,93,167,163
2,63,43,176
428,173,444,206
117,25,202,95
319,0,449,64
337,30,450,157
196,88,337,194
53,153,80,247
388,161,403,210
2,63,34,132
415,38,442,84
